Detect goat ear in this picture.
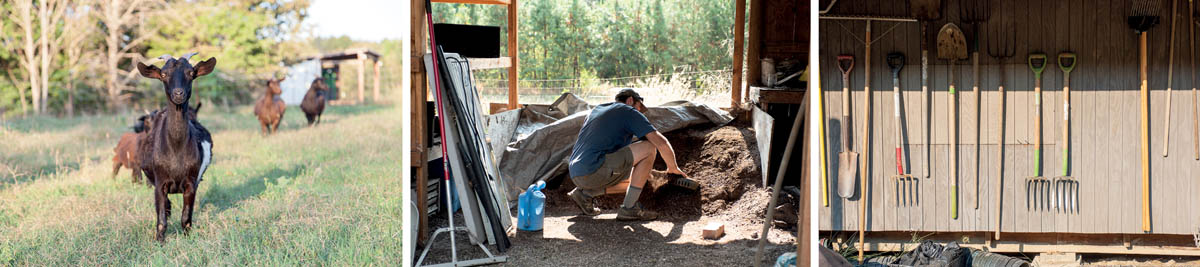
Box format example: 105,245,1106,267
137,62,162,79
193,57,216,77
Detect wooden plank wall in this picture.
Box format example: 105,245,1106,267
818,0,1200,235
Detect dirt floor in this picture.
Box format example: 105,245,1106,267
416,122,800,265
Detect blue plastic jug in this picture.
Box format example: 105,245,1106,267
517,181,546,231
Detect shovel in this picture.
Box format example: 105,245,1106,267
937,23,967,219
837,55,859,199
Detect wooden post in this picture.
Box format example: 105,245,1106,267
358,51,366,104
507,0,519,110
798,90,811,267
374,60,382,102
411,0,429,244
732,0,746,108
747,0,764,89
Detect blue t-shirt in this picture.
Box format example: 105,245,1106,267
568,102,657,177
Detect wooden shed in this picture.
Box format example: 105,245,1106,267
311,48,383,104
818,0,1200,256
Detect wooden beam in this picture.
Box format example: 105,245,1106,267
732,0,746,108
507,0,518,110
357,52,366,103
411,0,429,245
431,0,510,5
747,0,764,88
373,60,381,102
827,231,1200,256
467,57,513,70
798,89,811,266
751,86,806,107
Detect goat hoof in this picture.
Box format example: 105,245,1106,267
155,224,167,241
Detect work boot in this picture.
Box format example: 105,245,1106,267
568,189,601,216
616,203,659,221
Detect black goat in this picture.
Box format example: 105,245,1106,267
300,78,328,126
135,53,216,241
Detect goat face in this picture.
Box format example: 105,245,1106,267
310,78,328,92
267,77,285,96
137,56,217,106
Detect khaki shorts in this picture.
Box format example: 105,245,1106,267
572,145,634,193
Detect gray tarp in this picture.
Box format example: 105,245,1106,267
486,93,733,200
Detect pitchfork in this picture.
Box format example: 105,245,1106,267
888,52,918,206
1026,53,1052,211
1054,52,1078,213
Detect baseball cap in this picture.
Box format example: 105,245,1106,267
615,88,644,102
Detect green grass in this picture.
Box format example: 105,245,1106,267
0,104,403,265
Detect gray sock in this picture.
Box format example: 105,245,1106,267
622,185,643,209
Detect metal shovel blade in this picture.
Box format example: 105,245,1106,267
838,152,859,198
936,23,968,61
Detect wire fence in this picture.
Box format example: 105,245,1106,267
475,69,734,108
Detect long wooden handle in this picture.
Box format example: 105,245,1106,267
951,60,959,220
973,52,981,210
922,23,930,179
843,75,852,152
858,21,871,263
1063,72,1071,176
1140,32,1151,232
1193,0,1199,161
1165,0,1179,158
994,68,1006,240
1035,74,1043,177
895,81,906,174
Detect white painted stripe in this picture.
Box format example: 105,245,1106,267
198,141,212,183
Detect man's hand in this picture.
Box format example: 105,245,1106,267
646,131,686,178
667,166,689,178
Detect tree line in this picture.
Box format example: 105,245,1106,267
0,0,312,117
432,0,738,82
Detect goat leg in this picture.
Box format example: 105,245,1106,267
182,187,196,234
111,162,121,178
132,167,142,184
154,186,169,241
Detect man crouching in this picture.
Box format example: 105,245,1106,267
567,89,688,221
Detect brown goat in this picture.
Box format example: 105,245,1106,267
300,78,327,126
136,54,215,242
253,78,287,135
111,114,150,184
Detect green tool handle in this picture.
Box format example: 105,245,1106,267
1035,149,1042,177
950,60,958,220
952,186,958,219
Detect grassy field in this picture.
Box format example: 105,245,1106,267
0,104,404,265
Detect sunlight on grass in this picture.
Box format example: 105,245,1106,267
0,104,403,265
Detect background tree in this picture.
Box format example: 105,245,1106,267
95,0,162,111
